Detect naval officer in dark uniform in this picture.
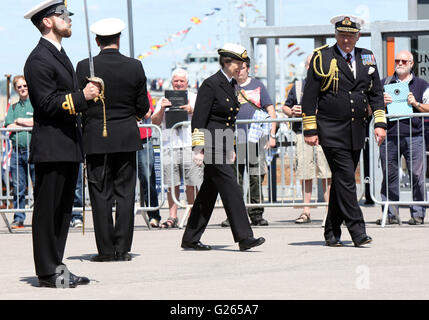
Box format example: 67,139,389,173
76,18,149,262
302,15,387,247
181,43,265,251
24,0,100,288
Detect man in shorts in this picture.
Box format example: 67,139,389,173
152,68,203,228
283,54,331,224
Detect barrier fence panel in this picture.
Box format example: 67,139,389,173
169,118,365,228
1,118,369,233
0,124,165,233
368,113,429,227
0,127,33,233
135,124,165,229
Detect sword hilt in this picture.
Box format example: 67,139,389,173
87,76,107,137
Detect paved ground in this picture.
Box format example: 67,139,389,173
0,202,428,300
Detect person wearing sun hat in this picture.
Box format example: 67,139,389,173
23,0,100,288
76,18,149,263
181,43,266,252
301,14,387,248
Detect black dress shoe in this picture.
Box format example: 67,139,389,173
116,252,132,261
408,217,424,225
90,254,116,262
353,235,373,247
238,237,266,251
181,241,212,250
38,273,77,288
325,238,344,247
376,216,399,225
251,218,269,226
69,273,90,285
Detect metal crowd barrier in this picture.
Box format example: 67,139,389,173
368,113,429,227
1,118,368,233
169,118,365,228
0,127,33,233
0,124,166,233
134,124,165,229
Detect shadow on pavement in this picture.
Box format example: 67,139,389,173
20,276,39,288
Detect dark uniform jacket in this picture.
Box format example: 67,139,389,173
302,45,386,150
76,48,149,155
191,70,241,161
24,38,88,163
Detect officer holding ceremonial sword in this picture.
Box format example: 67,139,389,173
76,14,150,262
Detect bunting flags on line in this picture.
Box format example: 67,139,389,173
137,8,222,60
236,2,265,23
285,43,306,58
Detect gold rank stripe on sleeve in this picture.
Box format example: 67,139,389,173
373,109,387,124
302,114,317,131
192,128,205,147
62,93,76,115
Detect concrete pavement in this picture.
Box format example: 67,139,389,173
0,203,428,300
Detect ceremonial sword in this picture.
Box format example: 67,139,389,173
82,0,107,235
83,0,107,138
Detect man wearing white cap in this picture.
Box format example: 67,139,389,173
301,15,387,247
23,0,100,288
76,18,149,262
181,43,265,251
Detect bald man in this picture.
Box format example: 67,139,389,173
378,50,429,226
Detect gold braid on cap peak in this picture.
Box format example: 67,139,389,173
192,128,205,147
313,45,339,94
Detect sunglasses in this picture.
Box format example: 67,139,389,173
52,13,71,23
395,59,411,65
17,84,27,89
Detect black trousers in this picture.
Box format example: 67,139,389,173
86,152,137,255
32,162,79,277
182,163,253,244
322,147,367,242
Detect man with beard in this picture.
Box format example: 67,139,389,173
378,50,429,226
24,0,100,288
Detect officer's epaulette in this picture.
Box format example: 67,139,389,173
313,44,329,53
312,44,338,94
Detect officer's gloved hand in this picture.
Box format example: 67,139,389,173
192,149,204,167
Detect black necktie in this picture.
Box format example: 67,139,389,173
231,78,238,97
346,53,352,65
59,47,74,73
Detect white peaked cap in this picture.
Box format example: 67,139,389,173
24,0,68,19
330,14,365,29
90,18,126,36
218,43,248,61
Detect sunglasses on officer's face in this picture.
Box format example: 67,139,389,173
395,59,411,65
17,84,27,89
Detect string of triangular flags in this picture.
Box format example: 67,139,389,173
236,1,265,23
285,42,306,58
137,8,222,60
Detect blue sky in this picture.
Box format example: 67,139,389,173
0,0,408,81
